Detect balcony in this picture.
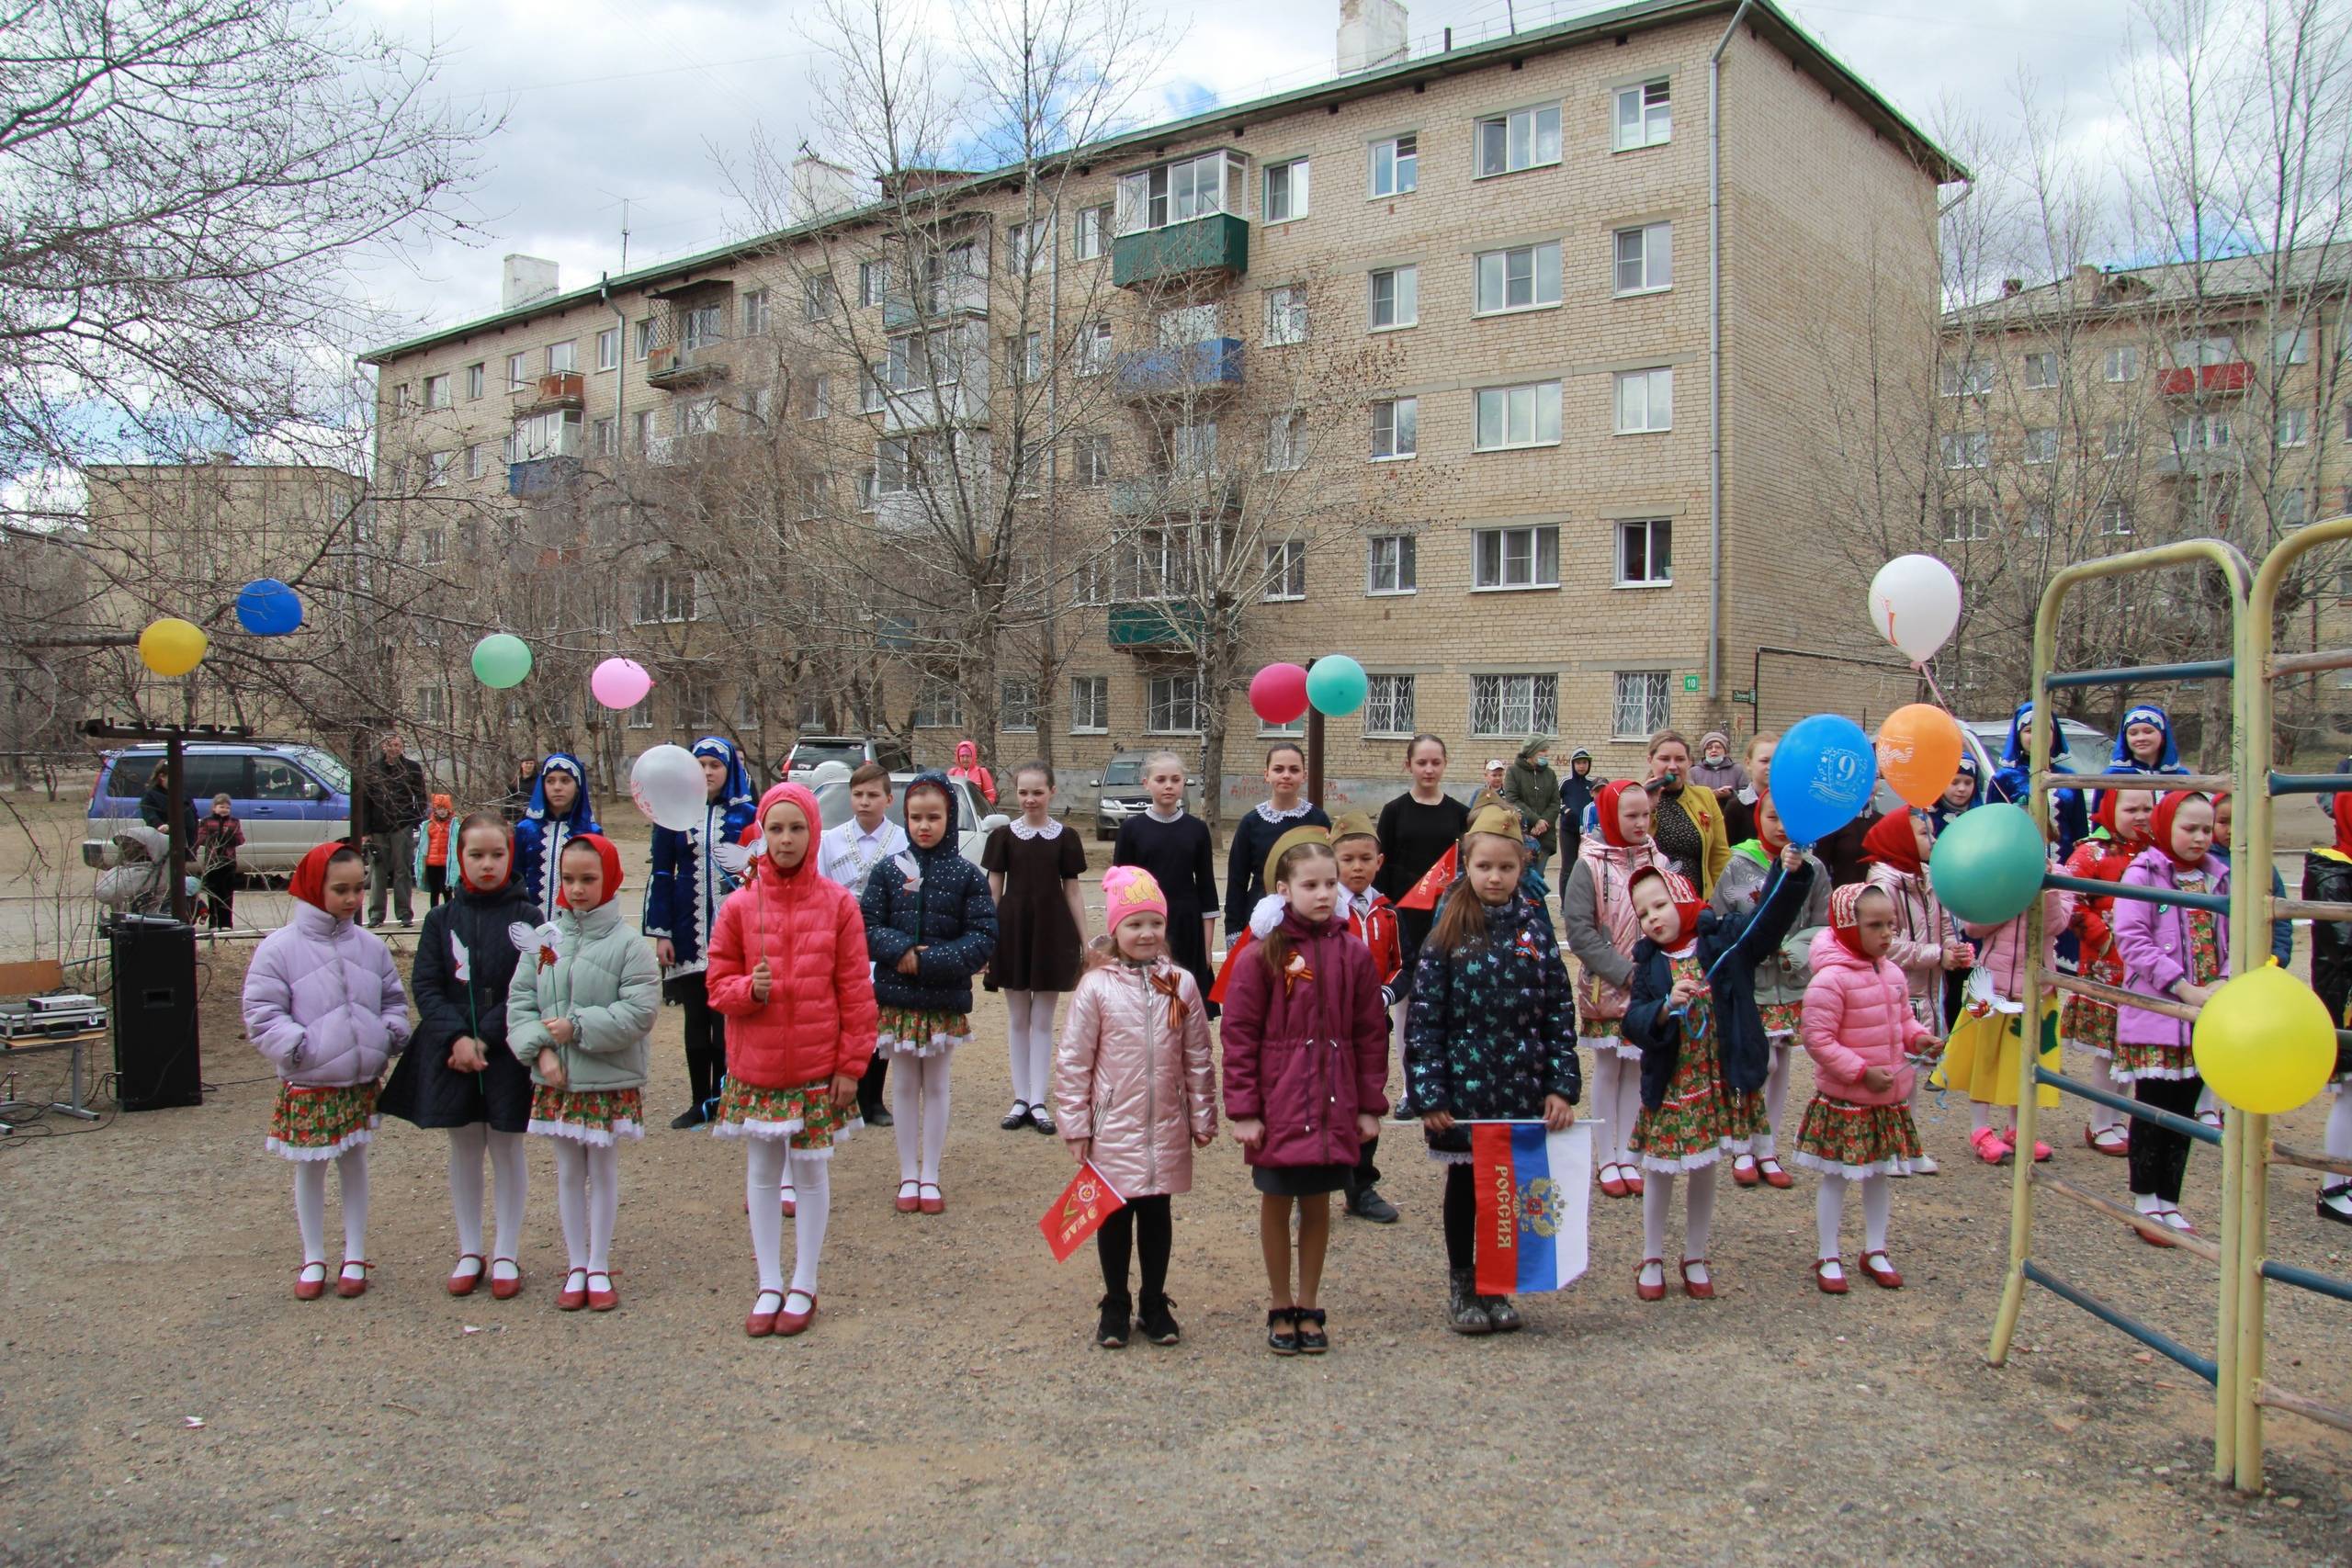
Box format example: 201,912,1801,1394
507,456,582,498
1108,473,1244,519
2156,361,2251,396
1107,600,1227,649
879,380,989,433
1114,339,1244,400
2154,446,2238,477
1112,213,1250,290
514,371,585,413
646,341,731,389
882,277,989,330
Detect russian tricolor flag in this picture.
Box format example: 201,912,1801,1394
1470,1122,1594,1295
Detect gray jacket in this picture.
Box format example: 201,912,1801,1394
1708,847,1831,1010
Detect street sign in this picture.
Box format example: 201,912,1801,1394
1682,674,1700,693
1732,689,1756,705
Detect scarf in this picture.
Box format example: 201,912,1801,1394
1860,809,1925,877
1593,780,1644,848
288,841,345,910
2335,791,2352,859
1755,790,1786,859
1628,865,1704,948
1828,881,1875,961
555,832,625,909
2152,791,2211,871
2092,786,2154,850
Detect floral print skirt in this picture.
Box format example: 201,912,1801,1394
708,1077,858,1154
2113,1040,2198,1084
1791,1096,1922,1180
528,1084,645,1145
267,1081,379,1161
1578,1015,1642,1061
877,1006,970,1059
2061,994,2118,1058
1758,999,1803,1042
1628,1029,1762,1173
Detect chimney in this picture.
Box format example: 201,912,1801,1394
789,154,864,221
502,254,560,310
1338,0,1408,74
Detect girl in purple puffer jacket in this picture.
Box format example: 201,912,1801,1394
243,842,412,1302
1220,830,1389,1357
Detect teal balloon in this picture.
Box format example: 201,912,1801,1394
471,633,533,690
1306,654,1368,717
1771,713,1878,844
1929,803,2049,925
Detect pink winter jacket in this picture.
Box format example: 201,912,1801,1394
1962,886,2074,1004
1799,931,1934,1105
1053,956,1216,1199
1865,863,1954,1007
1562,838,1661,1024
2112,847,2230,1051
242,904,412,1088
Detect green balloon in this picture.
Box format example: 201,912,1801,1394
1928,803,2048,925
1306,654,1368,717
471,633,533,690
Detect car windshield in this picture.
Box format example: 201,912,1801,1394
792,741,865,770
1101,757,1141,786
288,746,350,793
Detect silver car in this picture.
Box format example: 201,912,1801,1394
808,773,1006,869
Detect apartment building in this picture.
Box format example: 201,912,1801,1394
360,0,1958,803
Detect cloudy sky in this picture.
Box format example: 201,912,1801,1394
347,0,2147,346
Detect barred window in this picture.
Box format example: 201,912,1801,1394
1363,674,1415,738
1611,671,1671,739
1470,673,1557,738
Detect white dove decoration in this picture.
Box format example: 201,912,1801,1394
508,920,563,971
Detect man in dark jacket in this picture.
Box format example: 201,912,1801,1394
362,731,430,926
1558,748,1600,866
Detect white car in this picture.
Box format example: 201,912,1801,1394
809,773,1005,869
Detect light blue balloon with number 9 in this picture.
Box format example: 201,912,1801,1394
1771,713,1879,845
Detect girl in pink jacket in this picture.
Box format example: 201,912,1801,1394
1860,808,1971,1175
1561,779,1662,1199
1053,867,1216,1349
1796,885,1936,1293
242,841,412,1301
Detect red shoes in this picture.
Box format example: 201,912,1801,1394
557,1269,590,1310
1623,1168,1645,1196
2086,1124,2130,1156
746,1290,784,1337
917,1184,945,1216
1679,1259,1715,1301
781,1189,797,1219
447,1253,486,1296
585,1271,617,1312
294,1262,329,1302
335,1261,372,1299
1634,1258,1667,1303
1860,1250,1904,1290
1758,1157,1793,1190
490,1258,524,1301
1600,1165,1630,1199
1814,1258,1849,1295
895,1181,922,1214
777,1290,817,1336
1732,1155,1761,1188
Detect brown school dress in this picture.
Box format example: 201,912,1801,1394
982,821,1088,992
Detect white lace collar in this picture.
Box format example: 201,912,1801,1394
1010,817,1063,840
1146,802,1186,824
1254,799,1314,825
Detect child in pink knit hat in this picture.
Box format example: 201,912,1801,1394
1051,865,1217,1349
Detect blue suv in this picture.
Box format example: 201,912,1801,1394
85,743,352,874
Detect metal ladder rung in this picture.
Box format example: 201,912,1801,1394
2270,1140,2352,1179
2037,772,2234,794
2268,648,2352,677
2036,1067,2224,1145
2257,1258,2352,1305
2269,897,2352,921
2046,971,2198,1026
2020,1259,2218,1383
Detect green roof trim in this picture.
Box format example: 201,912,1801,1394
360,0,1960,366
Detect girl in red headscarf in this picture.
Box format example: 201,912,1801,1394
2060,789,2157,1157
1862,808,1969,1175
1561,779,1661,1198
1708,791,1830,1190
2302,793,2352,1224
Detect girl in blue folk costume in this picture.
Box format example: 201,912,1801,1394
1989,702,2088,857
644,737,759,1129
514,752,601,924
2110,704,2194,781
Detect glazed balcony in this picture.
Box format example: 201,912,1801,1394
1112,213,1250,290
1114,339,1244,401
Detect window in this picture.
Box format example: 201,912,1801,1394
2023,351,2058,389
418,525,447,564
2104,344,2141,382
1014,440,1047,497
637,570,698,625
1076,319,1114,377
1157,304,1219,346
1116,151,1241,233
859,367,885,413
2173,412,2233,452
749,386,774,425
1071,550,1112,605
1939,356,1993,397
1070,675,1109,734
1074,205,1110,261
680,305,722,349
1369,265,1418,330
2278,407,2312,447
1939,505,1994,542
2103,420,2135,459
507,409,580,461
1365,534,1417,594
1001,681,1038,732
677,674,718,728
393,381,412,414
1262,539,1306,601
631,409,655,451
1940,432,1991,468
2022,503,2052,539
626,697,655,731
1074,432,1111,487
1371,397,1418,460
1474,382,1562,450
912,677,963,729
1611,671,1670,739
595,329,618,371
1615,517,1671,584
1363,674,1415,738
1614,368,1673,434
464,443,486,480
1472,673,1558,738
2171,334,2237,368
1613,80,1670,150
2274,328,2311,366
1266,411,1306,472
677,398,718,436
546,340,576,374
2098,501,2134,536
1265,285,1308,346
1612,222,1672,295
2275,487,2311,529
506,352,529,391
633,318,656,360
1475,242,1562,314
1264,158,1308,222
807,375,830,419
2022,426,2058,465
1369,134,1417,197
1476,104,1561,176
465,363,485,400
1146,674,1201,734
1158,420,1218,478
860,259,891,307
797,472,832,519
422,373,450,410
802,275,837,320
741,288,771,336
1008,331,1044,386
417,685,449,727
1473,525,1560,590
1007,220,1052,275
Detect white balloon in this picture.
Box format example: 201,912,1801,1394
1868,554,1962,663
630,744,707,833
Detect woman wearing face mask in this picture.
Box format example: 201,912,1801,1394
1643,730,1731,898
1499,736,1563,897
1689,732,1747,799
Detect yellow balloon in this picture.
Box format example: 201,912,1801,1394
2190,961,2337,1115
138,617,208,678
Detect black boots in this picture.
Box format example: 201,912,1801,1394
1136,1292,1181,1346
1447,1268,1493,1335
1096,1292,1132,1348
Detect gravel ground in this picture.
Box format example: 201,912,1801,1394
1,827,2347,1565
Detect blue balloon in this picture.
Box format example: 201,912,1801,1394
1772,713,1879,845
235,578,303,637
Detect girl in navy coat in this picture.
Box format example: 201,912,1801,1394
643,736,758,1126
513,751,600,923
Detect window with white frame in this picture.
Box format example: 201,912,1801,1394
1475,242,1562,313
1070,674,1109,733
392,381,413,414
1070,549,1111,606
1073,432,1111,487
2104,344,2140,382
1615,517,1671,584
417,684,449,726
637,570,698,624
2278,407,2312,447
2098,501,2134,536
741,288,771,336
749,386,774,425
1076,319,1114,376
2273,328,2312,366
1369,134,1417,197
1157,304,1218,346
465,363,485,400
633,318,656,360
677,398,718,436
1369,265,1418,330
1262,539,1306,601
1612,222,1672,294
803,275,837,320
1265,285,1307,346
912,676,963,729
1940,431,1991,468
675,673,717,728
506,352,529,391
631,409,654,451
1939,505,1994,542
1476,104,1561,176
2274,487,2310,529
1474,382,1562,450
860,259,891,308
1116,151,1241,233
465,443,486,480
1371,397,1418,460
509,408,580,461
680,305,722,350
1613,80,1670,150
1001,680,1038,731
1014,440,1047,497
1266,411,1306,472
422,373,450,410
547,340,576,374
1472,673,1558,738
2023,426,2059,465
1939,356,1993,397
1365,534,1417,594
626,696,655,730
1614,367,1672,434
1008,219,1053,275
2173,412,2233,452
1146,674,1201,734
595,329,618,371
807,374,831,418
1159,420,1218,478
1473,524,1560,590
1074,205,1110,260
1363,673,1415,737
798,472,832,519
2171,334,2237,368
1264,158,1308,222
1008,331,1044,386
2023,351,2058,389
2022,503,2052,538
1611,671,1669,739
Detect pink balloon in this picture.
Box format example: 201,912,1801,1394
1250,662,1309,725
591,657,654,710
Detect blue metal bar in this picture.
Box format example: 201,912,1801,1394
2258,1259,2352,1305
2045,872,2232,913
2044,658,2237,690
2023,1260,2219,1382
2038,1068,2224,1145
2267,773,2346,796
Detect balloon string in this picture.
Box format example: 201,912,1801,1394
1913,659,1958,716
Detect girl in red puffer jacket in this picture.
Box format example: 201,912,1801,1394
706,782,879,1338
1220,830,1389,1356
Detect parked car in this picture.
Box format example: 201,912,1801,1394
1087,750,1198,841
84,742,352,874
784,736,879,779
1961,718,2115,776
809,773,1006,871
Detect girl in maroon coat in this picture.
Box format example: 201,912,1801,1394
1220,830,1390,1356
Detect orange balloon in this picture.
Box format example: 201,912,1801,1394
1876,703,1964,809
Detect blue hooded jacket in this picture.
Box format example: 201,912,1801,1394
860,771,997,1016
2111,703,2193,774
642,736,758,976
513,752,601,922
1990,702,2087,855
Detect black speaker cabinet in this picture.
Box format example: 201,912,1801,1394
110,917,201,1111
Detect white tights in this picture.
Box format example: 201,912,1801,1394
292,1146,369,1264
1748,1042,1792,1161
2326,1087,2352,1160
1640,1163,1720,1267
549,1140,619,1273
890,1052,954,1184
1815,1171,1892,1259
1589,1051,1644,1168
447,1125,527,1268
2087,1053,2129,1134
1001,989,1059,1111
746,1140,832,1299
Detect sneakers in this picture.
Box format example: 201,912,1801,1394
1969,1126,2013,1166
1096,1292,1132,1349
1447,1268,1493,1335
1345,1185,1399,1224
1136,1292,1182,1346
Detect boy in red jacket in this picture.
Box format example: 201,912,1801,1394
1332,812,1403,1224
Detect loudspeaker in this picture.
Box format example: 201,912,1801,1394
110,916,201,1111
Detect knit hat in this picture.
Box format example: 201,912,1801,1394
556,832,625,910
1700,730,1731,755
1102,865,1169,930
1329,809,1379,846
1263,824,1332,883
750,782,822,884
